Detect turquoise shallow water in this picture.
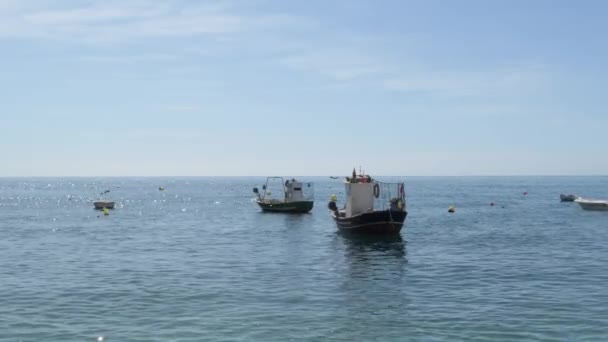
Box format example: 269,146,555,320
1,176,608,341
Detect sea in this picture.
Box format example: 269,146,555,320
1,176,607,341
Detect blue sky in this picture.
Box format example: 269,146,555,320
1,0,606,176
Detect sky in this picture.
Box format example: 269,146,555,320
0,0,607,176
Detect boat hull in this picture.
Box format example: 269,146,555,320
575,199,608,211
94,201,115,210
560,194,577,202
256,200,314,213
331,210,407,234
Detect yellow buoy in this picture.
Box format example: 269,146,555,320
330,194,337,201
103,208,110,216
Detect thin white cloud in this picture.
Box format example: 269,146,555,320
278,42,548,99
280,49,388,81
384,64,548,96
283,57,384,80
80,53,178,63
1,0,552,102
79,128,210,141
23,8,147,25
166,105,200,112
0,1,242,43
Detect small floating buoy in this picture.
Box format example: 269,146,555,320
448,205,456,213
102,208,109,216
97,336,104,342
330,194,337,201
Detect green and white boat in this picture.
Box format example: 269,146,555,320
253,177,314,213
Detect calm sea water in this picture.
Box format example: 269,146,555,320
1,176,607,341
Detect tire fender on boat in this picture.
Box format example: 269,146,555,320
373,183,380,198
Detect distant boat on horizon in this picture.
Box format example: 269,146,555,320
560,194,578,202
94,200,115,210
575,198,608,211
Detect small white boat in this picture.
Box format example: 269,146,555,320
94,200,115,210
560,194,578,202
575,198,608,211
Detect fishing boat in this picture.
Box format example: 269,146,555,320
253,177,314,213
94,200,115,210
328,169,407,234
560,194,578,202
575,198,608,211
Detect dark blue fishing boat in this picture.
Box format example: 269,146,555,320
328,169,407,234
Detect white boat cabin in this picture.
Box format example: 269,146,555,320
344,181,375,217
284,179,312,203
337,170,406,218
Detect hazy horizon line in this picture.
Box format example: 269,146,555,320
1,174,606,178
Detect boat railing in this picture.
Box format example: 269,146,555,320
257,177,314,201
258,177,285,201
372,181,406,211
295,182,314,201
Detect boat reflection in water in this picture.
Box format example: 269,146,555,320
333,231,410,323
335,231,408,307
337,231,407,262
